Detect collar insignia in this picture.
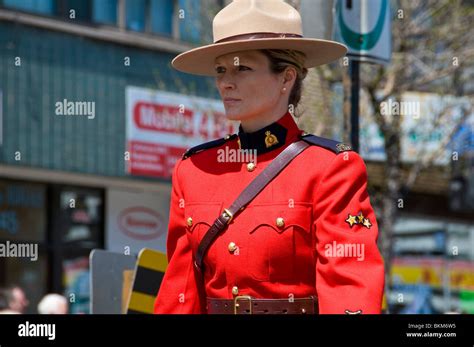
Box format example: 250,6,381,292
264,131,279,148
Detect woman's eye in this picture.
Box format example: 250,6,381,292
215,65,250,74
238,65,250,71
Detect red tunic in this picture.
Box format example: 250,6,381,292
154,111,384,314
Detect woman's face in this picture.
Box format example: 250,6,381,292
214,50,284,122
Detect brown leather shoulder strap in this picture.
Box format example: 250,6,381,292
194,140,310,272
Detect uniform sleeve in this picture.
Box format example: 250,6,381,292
313,151,384,314
154,160,206,314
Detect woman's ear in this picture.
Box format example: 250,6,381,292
283,66,297,88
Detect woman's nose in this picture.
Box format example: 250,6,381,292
217,73,236,90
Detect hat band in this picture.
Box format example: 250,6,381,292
215,32,303,44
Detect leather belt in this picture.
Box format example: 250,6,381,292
207,296,318,314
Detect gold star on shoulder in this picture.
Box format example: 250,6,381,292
345,214,358,227
345,212,372,229
362,218,372,229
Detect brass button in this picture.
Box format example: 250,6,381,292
276,217,285,228
228,242,237,253
231,286,239,295
246,162,256,172
186,217,193,227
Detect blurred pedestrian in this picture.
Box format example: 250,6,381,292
37,294,68,314
0,288,20,314
7,285,29,313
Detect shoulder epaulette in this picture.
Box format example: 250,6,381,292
300,133,353,154
182,134,238,159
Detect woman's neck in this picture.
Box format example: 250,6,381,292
239,107,288,133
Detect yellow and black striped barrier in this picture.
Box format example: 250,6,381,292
127,248,168,314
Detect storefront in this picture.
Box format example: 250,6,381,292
389,193,474,314
0,179,104,313
0,174,173,313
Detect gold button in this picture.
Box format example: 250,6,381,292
186,217,193,227
228,242,237,253
231,286,239,295
246,162,256,172
276,217,285,228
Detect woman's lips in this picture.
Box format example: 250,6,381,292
224,98,241,106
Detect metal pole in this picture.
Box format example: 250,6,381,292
350,59,360,152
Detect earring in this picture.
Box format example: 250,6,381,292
282,87,287,93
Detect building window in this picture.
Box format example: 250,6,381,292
150,0,173,36
3,0,56,15
125,0,146,32
124,0,174,36
58,0,92,22
0,180,48,313
51,185,104,314
178,0,201,43
92,0,117,25
2,0,94,22
1,0,206,42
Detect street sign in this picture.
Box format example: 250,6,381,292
90,249,137,314
333,0,391,64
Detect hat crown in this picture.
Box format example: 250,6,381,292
213,0,303,43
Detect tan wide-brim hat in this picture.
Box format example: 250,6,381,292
172,0,347,76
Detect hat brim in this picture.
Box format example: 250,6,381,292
171,38,347,76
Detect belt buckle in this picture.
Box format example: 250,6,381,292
222,209,233,224
233,295,252,314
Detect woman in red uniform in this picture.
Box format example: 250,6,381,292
154,0,384,314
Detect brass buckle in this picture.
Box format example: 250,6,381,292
234,295,252,314
222,209,233,224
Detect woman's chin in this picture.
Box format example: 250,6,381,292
224,110,245,121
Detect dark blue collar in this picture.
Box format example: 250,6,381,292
237,111,300,155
